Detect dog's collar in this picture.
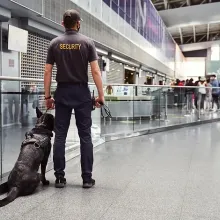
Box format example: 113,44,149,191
31,128,53,137
21,128,52,150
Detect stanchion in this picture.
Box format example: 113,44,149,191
184,93,191,117
164,91,168,121
198,94,201,120
186,94,189,113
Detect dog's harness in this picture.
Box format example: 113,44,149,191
21,128,53,149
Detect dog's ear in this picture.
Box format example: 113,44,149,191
36,107,43,118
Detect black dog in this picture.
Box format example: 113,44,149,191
0,108,54,207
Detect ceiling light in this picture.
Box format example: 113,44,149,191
96,48,108,55
157,72,165,77
111,54,139,67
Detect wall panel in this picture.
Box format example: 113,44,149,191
6,0,175,76
11,0,43,14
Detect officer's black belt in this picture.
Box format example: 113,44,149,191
57,82,88,87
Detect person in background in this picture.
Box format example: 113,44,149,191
106,85,113,95
210,75,220,111
159,80,164,85
29,83,39,109
206,78,212,111
185,78,194,113
194,77,201,109
173,79,180,106
198,77,206,113
178,80,184,108
170,80,175,87
195,77,201,86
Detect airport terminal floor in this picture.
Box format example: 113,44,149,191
1,122,220,220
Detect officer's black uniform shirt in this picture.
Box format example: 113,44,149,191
46,29,99,83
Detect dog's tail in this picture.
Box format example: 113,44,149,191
0,187,19,207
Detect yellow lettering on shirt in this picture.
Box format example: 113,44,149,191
59,44,81,50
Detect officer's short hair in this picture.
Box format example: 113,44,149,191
63,9,82,29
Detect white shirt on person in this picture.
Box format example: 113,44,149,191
198,82,206,94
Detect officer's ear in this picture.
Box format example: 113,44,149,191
76,21,81,31
61,21,64,27
36,107,43,118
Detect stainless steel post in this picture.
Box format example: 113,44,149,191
198,93,201,120
164,91,168,120
186,93,189,114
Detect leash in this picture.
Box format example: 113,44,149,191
45,108,50,113
100,103,112,118
91,90,112,118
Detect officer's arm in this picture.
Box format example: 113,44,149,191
90,60,104,97
44,42,55,98
89,40,104,98
44,64,53,98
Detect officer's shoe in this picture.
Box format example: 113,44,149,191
55,176,66,188
83,179,95,189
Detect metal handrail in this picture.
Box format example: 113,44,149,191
0,76,219,89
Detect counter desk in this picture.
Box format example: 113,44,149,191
104,95,162,120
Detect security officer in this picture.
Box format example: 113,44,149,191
44,9,104,189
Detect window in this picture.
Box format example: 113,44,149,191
112,1,119,14
211,45,220,61
125,0,131,24
103,0,110,6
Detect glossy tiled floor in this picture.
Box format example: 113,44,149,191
1,122,220,219
3,107,220,176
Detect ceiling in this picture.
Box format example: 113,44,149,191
152,0,220,46
169,22,220,45
152,0,219,11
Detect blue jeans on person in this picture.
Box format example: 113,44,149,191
53,83,93,182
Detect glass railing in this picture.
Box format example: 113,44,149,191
102,84,220,135
1,78,220,181
0,78,102,180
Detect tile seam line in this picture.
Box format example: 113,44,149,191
97,163,148,220
5,151,115,219
178,139,197,220
6,189,59,220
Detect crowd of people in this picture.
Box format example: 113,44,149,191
171,75,220,113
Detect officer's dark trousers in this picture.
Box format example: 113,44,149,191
53,83,93,182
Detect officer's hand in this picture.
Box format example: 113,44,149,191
95,96,105,108
45,98,55,109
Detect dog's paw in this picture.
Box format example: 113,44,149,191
42,180,50,186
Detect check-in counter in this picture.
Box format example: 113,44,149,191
104,95,160,120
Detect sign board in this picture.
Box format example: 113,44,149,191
9,59,14,67
8,25,28,53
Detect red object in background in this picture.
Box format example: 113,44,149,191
178,82,184,86
9,59,14,67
